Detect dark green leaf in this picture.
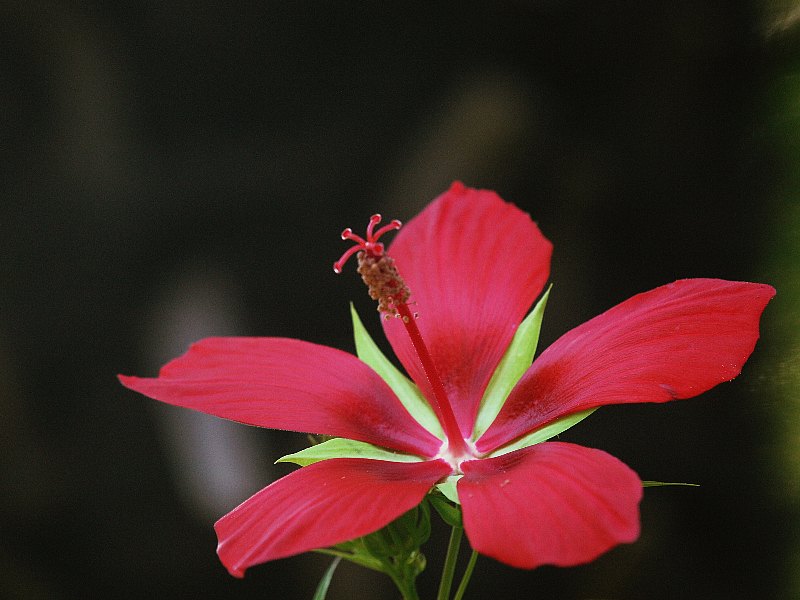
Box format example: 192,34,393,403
429,491,463,528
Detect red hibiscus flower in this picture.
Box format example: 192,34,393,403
119,182,774,577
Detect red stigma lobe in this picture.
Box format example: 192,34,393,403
333,214,402,274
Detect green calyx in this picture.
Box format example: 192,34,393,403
277,437,423,467
351,304,444,439
472,287,551,441
318,503,432,600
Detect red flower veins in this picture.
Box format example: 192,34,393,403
119,182,775,577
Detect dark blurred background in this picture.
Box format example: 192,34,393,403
2,2,799,599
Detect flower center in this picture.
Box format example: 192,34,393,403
335,214,472,458
436,438,479,473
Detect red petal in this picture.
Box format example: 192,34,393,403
119,337,442,457
383,182,552,437
459,442,641,569
215,458,452,576
478,279,775,452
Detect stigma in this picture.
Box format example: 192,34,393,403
333,214,401,273
334,214,409,316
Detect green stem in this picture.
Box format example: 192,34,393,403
388,571,420,600
437,525,464,600
452,550,479,600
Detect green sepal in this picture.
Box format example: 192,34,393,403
312,557,341,600
429,489,463,528
487,408,597,458
351,304,444,440
642,480,699,487
472,287,551,440
388,501,431,550
322,505,430,597
314,548,384,573
358,504,430,557
360,526,396,559
276,437,424,467
435,475,462,505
